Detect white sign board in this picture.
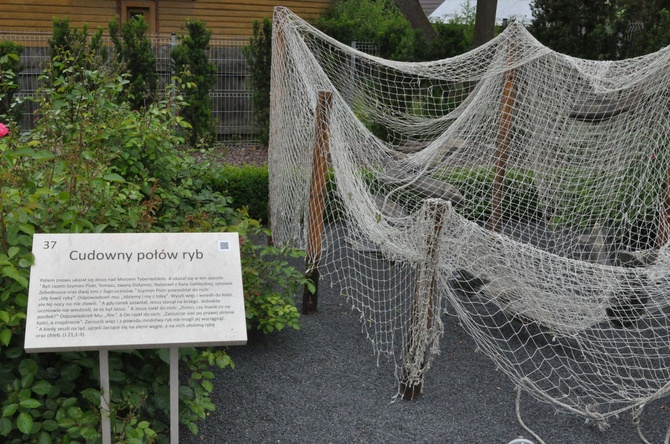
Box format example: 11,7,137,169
25,233,247,352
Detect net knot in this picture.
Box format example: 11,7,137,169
584,404,609,431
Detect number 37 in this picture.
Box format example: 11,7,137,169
43,240,57,249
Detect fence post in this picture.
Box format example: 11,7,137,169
400,199,448,400
489,45,517,233
303,90,333,314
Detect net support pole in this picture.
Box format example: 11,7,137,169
400,199,448,400
490,50,517,233
303,90,333,314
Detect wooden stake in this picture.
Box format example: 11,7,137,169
303,90,333,314
400,199,448,400
490,49,517,233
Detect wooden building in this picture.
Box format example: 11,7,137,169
1,0,332,37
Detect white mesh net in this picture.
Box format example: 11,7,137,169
269,6,670,433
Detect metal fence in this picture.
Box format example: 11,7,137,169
0,31,258,144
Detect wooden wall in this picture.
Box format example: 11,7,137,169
0,0,331,37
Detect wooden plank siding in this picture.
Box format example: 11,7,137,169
0,0,331,37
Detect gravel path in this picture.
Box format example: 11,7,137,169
180,270,670,444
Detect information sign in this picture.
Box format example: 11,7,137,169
25,232,247,352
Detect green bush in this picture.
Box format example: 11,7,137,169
243,18,272,147
48,18,106,81
205,165,269,223
0,34,306,442
435,167,543,223
171,19,217,146
228,216,309,335
0,42,23,124
109,15,159,110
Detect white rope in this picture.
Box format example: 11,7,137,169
515,385,547,444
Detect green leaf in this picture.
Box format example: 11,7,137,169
59,364,81,381
109,369,126,382
37,431,52,444
0,417,12,436
32,380,53,396
18,223,35,235
102,173,125,183
80,388,100,406
202,380,213,392
58,417,75,428
14,293,28,306
19,358,38,376
1,266,28,287
0,329,11,347
2,404,18,418
66,406,83,421
158,348,171,365
33,150,56,161
19,398,42,409
18,257,33,268
7,247,20,258
12,147,35,157
17,412,33,434
187,421,199,435
42,419,58,432
178,386,195,400
80,426,98,440
20,373,34,389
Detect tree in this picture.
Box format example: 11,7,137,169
393,0,438,43
616,0,670,57
171,19,217,145
529,0,618,59
0,42,23,124
243,18,272,146
48,18,106,82
109,15,158,110
472,0,498,47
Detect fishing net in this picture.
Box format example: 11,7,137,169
269,6,670,438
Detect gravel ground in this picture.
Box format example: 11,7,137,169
180,270,670,444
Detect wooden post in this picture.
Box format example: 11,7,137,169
657,162,670,248
400,199,448,400
303,90,333,314
489,48,517,233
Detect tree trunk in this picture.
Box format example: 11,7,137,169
472,0,498,48
394,0,438,44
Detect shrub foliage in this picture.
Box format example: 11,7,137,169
171,20,217,146
109,15,159,110
0,22,306,443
